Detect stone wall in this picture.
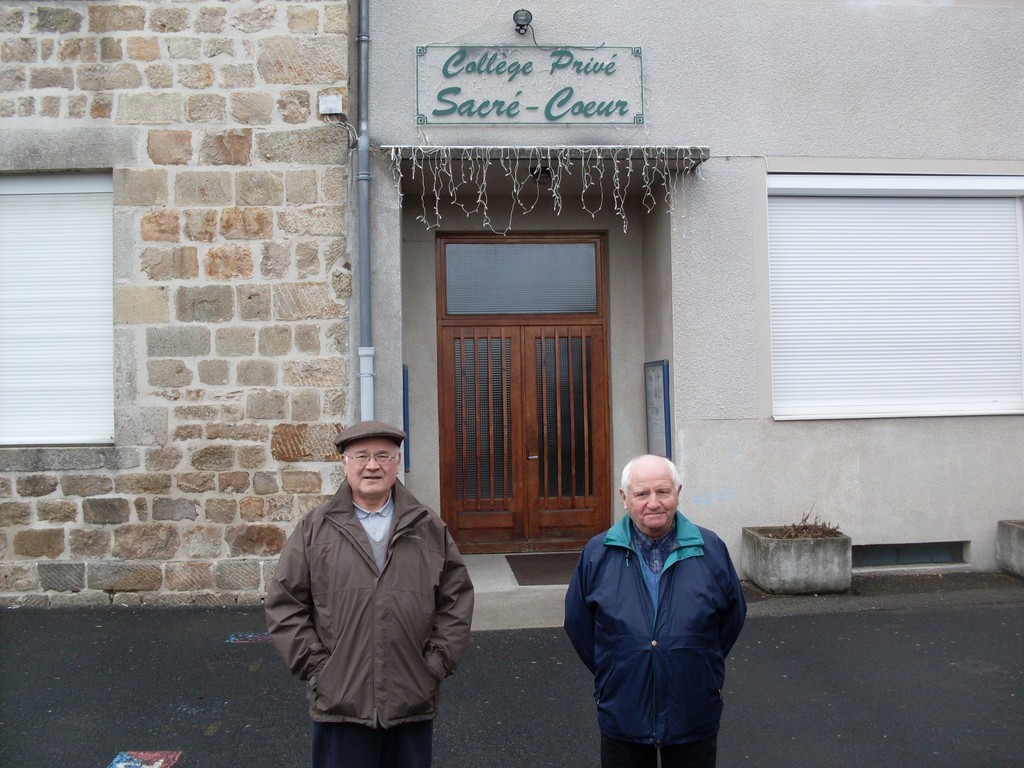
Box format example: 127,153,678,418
0,1,354,606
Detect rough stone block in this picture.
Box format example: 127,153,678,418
39,562,85,591
295,325,321,354
117,92,182,124
127,36,160,62
14,528,65,558
233,7,276,33
238,285,272,321
2,36,36,61
181,525,223,558
166,561,214,591
220,208,271,241
225,524,285,557
218,472,250,494
247,390,288,420
16,474,59,497
238,446,266,469
114,473,172,495
83,497,130,524
287,7,319,34
88,562,162,592
144,63,173,89
113,168,167,205
295,242,320,278
175,170,233,206
278,91,309,126
166,36,201,60
291,390,321,422
181,210,216,242
186,94,226,123
113,523,180,559
274,282,344,321
271,423,342,463
115,407,169,446
153,498,199,522
205,499,237,524
258,326,291,356
140,208,180,241
281,471,322,495
146,129,192,164
114,285,169,323
35,7,84,34
216,559,260,590
260,242,290,278
236,171,284,206
230,91,274,125
179,63,215,89
284,358,346,388
88,5,145,32
256,37,345,84
198,359,230,385
69,529,111,558
151,7,192,33
198,129,251,165
145,447,183,472
147,326,211,357
0,563,39,592
237,359,276,386
192,444,234,471
215,326,255,356
148,359,194,387
279,206,345,238
196,8,226,33
256,126,344,165
207,243,255,278
175,285,234,322
37,499,79,523
29,67,74,89
176,472,216,494
253,472,279,495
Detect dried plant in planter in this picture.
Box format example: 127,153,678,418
771,511,843,539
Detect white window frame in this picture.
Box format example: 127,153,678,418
767,174,1024,420
0,173,115,445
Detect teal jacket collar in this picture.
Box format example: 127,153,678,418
603,511,705,566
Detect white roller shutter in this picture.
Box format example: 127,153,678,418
768,185,1024,419
0,174,114,444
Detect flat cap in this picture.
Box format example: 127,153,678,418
334,419,406,453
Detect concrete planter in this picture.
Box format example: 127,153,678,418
742,526,852,595
996,520,1024,579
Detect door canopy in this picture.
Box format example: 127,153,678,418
383,145,709,234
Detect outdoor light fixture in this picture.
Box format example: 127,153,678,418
513,9,532,35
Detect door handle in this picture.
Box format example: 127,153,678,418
527,455,539,460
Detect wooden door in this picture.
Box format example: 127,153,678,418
436,234,610,552
436,236,610,553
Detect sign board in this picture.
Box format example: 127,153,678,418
416,45,644,126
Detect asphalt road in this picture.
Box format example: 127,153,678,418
1,600,1022,768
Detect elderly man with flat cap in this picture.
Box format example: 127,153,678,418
266,420,474,768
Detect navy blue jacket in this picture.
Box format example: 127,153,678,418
564,513,746,746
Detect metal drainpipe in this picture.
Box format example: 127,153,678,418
356,0,374,421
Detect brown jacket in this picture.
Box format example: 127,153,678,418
265,480,474,726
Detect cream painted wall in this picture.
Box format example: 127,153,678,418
366,0,1024,572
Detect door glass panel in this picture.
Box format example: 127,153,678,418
454,335,512,501
446,243,597,314
535,332,593,498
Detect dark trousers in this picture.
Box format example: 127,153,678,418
312,720,434,768
600,733,717,768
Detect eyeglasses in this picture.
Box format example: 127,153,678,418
343,451,399,467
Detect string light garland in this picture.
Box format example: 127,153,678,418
381,145,709,234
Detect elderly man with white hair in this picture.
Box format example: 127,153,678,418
565,454,746,768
